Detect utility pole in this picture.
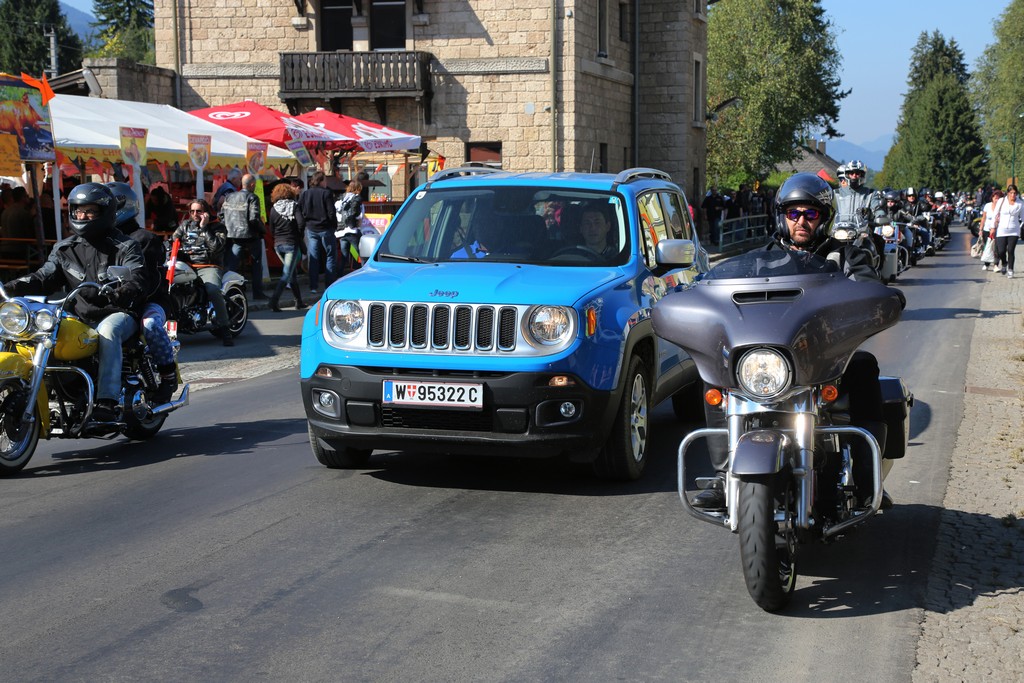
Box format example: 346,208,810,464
44,24,57,78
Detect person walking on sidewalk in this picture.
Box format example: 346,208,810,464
980,189,1002,271
296,171,338,296
992,185,1023,278
222,174,268,300
267,182,307,312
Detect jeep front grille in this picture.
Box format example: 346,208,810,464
367,302,520,352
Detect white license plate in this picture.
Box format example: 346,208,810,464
382,380,483,409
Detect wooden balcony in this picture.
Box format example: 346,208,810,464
279,51,432,103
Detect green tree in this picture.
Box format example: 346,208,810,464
706,0,847,184
86,0,155,64
880,31,988,190
0,0,82,76
971,0,1024,185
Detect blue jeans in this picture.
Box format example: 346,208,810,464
272,245,302,300
196,266,230,331
305,229,337,291
226,237,265,297
95,312,138,402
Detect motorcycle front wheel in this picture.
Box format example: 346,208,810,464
738,474,797,612
0,381,41,475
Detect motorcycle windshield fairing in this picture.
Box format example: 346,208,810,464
652,248,903,389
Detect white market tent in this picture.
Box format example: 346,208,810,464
49,94,295,169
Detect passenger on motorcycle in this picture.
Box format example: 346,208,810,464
3,183,148,422
172,199,234,346
105,182,179,403
693,173,897,510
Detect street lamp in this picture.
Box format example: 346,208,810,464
1012,106,1024,186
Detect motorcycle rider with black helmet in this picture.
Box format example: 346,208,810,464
2,183,148,422
105,182,179,403
692,173,897,510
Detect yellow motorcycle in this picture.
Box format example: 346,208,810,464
0,270,189,475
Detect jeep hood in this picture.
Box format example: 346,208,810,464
325,262,624,305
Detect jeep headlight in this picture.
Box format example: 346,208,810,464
737,348,791,399
327,300,365,338
0,301,30,336
526,306,574,346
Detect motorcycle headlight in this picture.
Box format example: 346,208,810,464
33,309,56,333
525,306,574,346
737,348,792,399
327,300,364,338
0,301,31,335
881,225,895,238
833,228,855,241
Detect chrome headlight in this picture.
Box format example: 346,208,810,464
34,309,56,333
881,225,895,238
832,228,855,241
525,306,574,346
737,348,791,399
0,301,31,335
327,300,365,338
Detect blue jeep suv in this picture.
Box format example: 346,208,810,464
300,167,708,480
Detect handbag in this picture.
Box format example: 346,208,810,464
980,237,996,264
971,239,983,258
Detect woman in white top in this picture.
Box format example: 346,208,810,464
993,184,1023,278
980,189,1003,271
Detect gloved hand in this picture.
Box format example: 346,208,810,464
3,279,28,296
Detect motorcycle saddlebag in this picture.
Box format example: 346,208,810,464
880,376,912,459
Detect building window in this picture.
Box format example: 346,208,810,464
599,143,608,173
693,56,704,123
322,0,354,51
694,0,705,15
371,0,406,50
619,2,629,42
466,142,502,169
597,0,608,58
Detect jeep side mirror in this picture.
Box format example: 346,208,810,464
654,239,696,272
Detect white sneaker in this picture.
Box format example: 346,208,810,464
982,264,989,271
1008,270,1014,279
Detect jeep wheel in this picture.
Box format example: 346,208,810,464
593,355,649,481
308,424,372,468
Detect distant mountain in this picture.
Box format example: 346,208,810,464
60,2,97,42
826,136,892,172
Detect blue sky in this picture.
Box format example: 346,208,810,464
61,0,1005,146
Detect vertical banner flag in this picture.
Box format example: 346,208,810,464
188,133,211,199
119,126,147,207
246,141,269,223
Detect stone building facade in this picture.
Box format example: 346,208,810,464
153,0,707,200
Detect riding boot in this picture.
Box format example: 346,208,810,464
269,294,282,312
154,362,178,403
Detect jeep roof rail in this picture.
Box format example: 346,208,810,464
613,167,674,187
428,164,508,184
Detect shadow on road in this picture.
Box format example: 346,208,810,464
18,417,307,478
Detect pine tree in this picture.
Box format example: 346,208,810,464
0,0,83,76
87,0,155,64
879,31,988,190
91,0,154,33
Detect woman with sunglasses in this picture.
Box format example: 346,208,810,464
172,199,234,346
992,184,1023,278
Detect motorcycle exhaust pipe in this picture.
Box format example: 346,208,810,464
152,384,191,416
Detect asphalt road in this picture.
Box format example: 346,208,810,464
0,232,979,682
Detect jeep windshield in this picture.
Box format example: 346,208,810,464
376,186,630,266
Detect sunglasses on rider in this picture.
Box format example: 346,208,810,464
784,208,821,222
189,208,205,214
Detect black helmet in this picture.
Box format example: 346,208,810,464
68,182,117,240
883,189,901,204
774,172,835,244
104,182,140,228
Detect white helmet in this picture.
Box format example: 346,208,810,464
934,191,944,200
846,160,866,188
